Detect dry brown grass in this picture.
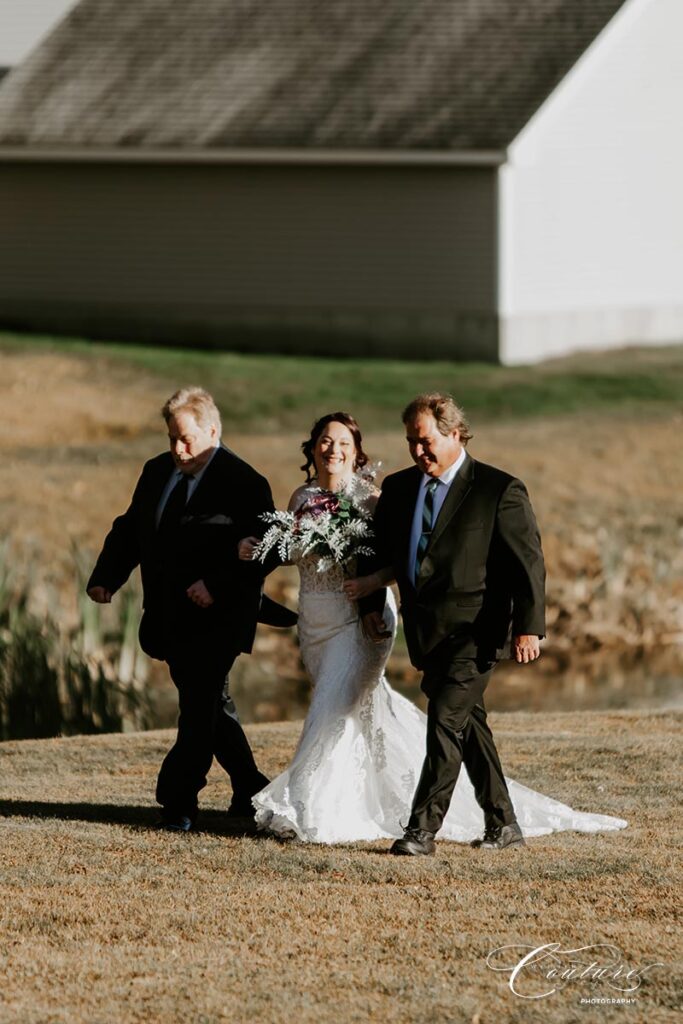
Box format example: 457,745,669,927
3,343,682,649
2,344,681,563
1,342,681,1020
2,342,681,726
0,711,681,1024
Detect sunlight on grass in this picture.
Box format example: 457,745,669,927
2,330,682,433
0,712,680,1023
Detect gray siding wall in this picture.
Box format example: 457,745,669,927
0,160,498,359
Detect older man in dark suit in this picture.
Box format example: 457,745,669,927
360,393,546,856
88,386,293,832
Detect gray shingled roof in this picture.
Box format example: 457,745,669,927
0,0,627,152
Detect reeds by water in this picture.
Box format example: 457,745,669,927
0,546,151,740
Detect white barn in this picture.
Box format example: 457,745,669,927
0,1,78,68
499,0,683,362
0,0,680,364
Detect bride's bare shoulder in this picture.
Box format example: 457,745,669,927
287,484,311,512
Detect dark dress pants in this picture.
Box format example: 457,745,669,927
155,638,267,820
408,656,516,835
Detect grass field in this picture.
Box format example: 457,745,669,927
0,711,681,1024
1,333,682,729
0,336,681,1020
2,331,683,434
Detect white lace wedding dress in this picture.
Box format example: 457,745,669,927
252,555,627,844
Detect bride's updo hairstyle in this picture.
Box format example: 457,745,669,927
300,412,369,483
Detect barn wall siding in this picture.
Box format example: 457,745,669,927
499,0,683,362
0,161,499,359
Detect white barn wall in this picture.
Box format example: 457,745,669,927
0,0,77,65
499,0,683,364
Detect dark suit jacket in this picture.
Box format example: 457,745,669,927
363,453,546,669
87,445,274,660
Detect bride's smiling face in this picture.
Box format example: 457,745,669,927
313,422,357,481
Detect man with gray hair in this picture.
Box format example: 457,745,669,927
361,392,546,856
88,386,292,832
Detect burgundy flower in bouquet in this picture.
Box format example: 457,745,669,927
254,476,376,573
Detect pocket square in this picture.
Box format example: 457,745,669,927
182,513,234,526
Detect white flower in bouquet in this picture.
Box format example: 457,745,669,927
253,471,377,573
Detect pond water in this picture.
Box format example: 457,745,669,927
219,644,683,726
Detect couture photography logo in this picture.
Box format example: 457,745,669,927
485,942,665,1002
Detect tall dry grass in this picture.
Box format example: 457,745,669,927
0,545,151,740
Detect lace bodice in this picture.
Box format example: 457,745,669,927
291,483,362,595
295,553,355,594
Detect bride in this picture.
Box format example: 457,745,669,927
239,412,626,845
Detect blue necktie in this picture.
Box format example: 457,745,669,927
415,479,438,579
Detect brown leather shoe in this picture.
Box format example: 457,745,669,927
471,821,525,850
390,827,436,856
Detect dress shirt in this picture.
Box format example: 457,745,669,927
408,448,467,584
155,445,219,527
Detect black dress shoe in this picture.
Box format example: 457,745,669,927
471,821,525,850
227,774,269,820
156,815,193,833
390,827,436,856
225,800,256,821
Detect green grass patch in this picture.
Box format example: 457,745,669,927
2,330,682,433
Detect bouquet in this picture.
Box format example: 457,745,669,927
253,473,376,573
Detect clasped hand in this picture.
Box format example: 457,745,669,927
238,536,260,561
361,611,392,643
342,573,378,601
89,580,214,608
186,580,214,608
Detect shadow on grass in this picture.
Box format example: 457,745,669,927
0,799,267,838
0,800,417,855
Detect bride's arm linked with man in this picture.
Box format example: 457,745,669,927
87,387,627,847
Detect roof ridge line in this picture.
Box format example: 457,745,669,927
0,144,507,166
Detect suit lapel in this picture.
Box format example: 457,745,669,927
424,452,474,550
398,467,422,562
145,454,175,535
185,445,225,510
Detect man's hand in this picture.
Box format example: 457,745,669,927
87,586,112,604
513,635,541,664
187,580,214,608
361,611,392,643
238,536,260,561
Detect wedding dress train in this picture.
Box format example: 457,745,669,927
252,556,627,844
